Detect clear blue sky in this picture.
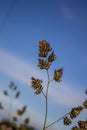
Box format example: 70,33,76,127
0,0,87,130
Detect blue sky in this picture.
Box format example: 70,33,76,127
0,0,87,130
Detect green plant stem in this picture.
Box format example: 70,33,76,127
9,88,13,121
49,78,54,83
9,92,12,119
45,112,70,129
43,69,50,130
42,90,46,98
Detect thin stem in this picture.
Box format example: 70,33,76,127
45,112,70,129
49,78,54,84
9,88,13,121
42,90,46,98
43,69,50,130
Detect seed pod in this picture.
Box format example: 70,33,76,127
48,51,56,62
63,117,72,125
54,68,63,82
38,40,52,57
38,59,51,69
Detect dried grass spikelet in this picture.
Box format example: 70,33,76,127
17,109,23,116
31,77,42,89
38,59,51,69
83,100,87,109
39,50,48,58
11,122,17,129
9,81,18,91
17,105,27,116
85,90,87,94
15,91,20,98
70,106,83,119
3,90,8,96
78,120,87,128
54,68,63,82
0,102,3,109
48,51,56,62
34,86,43,95
9,81,14,88
63,117,72,125
12,116,17,122
24,118,30,125
19,124,26,130
13,86,17,90
22,105,27,113
38,40,52,57
72,126,78,130
31,77,43,95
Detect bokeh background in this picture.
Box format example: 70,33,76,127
0,0,87,130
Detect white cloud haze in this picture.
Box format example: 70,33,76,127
0,48,84,107
0,92,43,130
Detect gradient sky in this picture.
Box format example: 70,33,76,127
0,0,87,130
